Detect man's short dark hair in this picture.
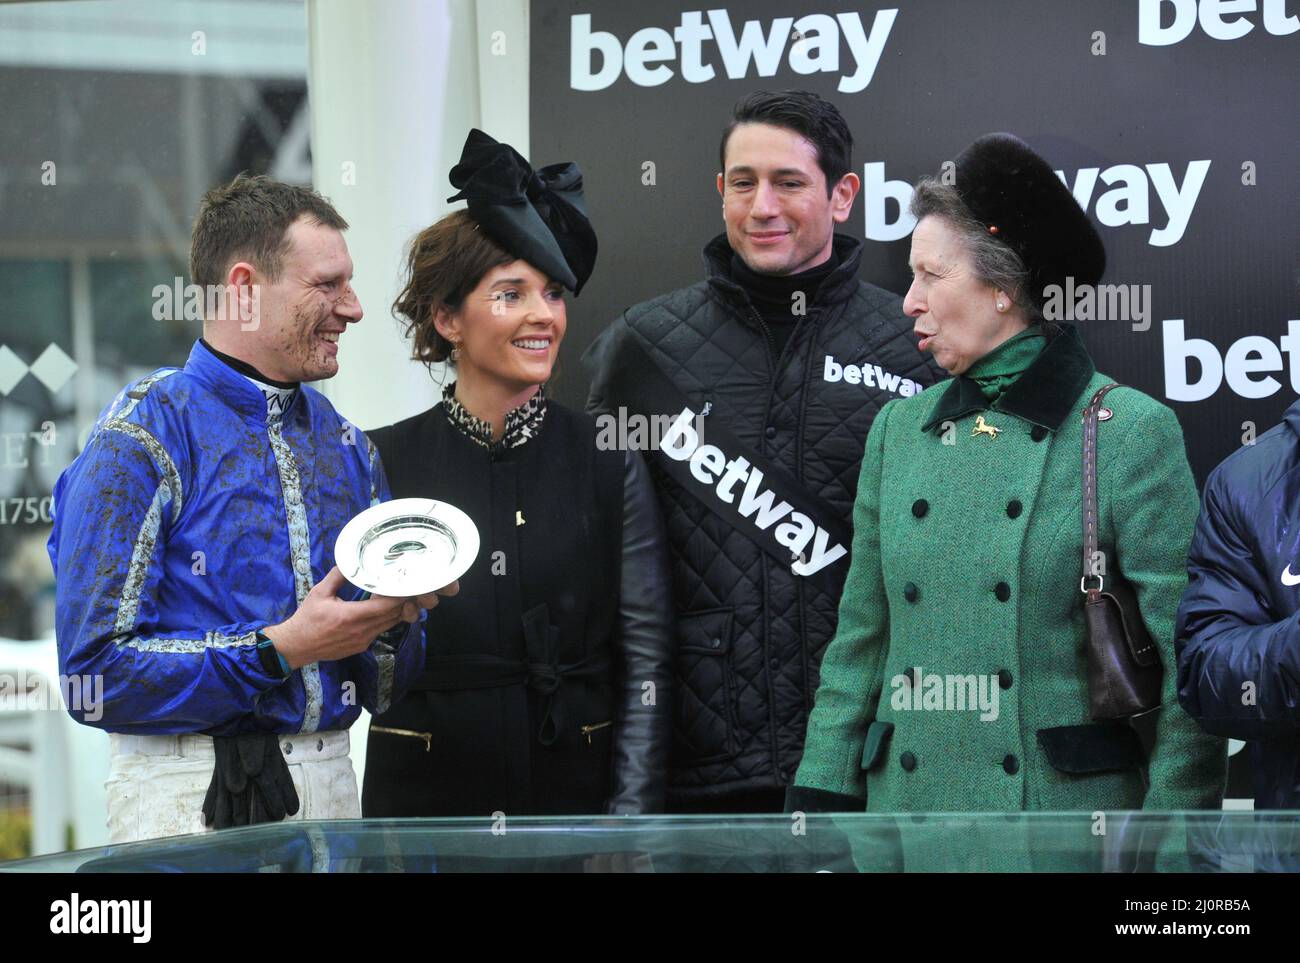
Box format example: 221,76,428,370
189,173,348,288
719,89,853,197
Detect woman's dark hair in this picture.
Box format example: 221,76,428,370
719,89,853,197
392,210,515,368
909,176,1051,330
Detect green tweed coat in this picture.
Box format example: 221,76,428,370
795,325,1227,816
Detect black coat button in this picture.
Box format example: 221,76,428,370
998,669,1013,690
1030,425,1048,442
1006,499,1023,519
912,498,929,518
769,657,781,670
1003,754,1020,775
903,582,919,603
765,426,777,439
994,581,1011,602
900,751,917,772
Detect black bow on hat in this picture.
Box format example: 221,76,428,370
952,133,1106,314
446,129,598,295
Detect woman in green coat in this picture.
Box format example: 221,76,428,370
792,134,1226,827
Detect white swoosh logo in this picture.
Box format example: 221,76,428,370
1282,565,1300,587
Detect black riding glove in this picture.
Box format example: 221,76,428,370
202,733,301,830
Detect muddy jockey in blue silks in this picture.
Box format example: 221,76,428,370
48,175,457,844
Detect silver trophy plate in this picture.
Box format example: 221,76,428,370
335,498,480,597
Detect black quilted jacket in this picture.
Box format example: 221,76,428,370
584,233,945,801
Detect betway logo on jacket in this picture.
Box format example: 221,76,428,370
660,407,847,576
824,355,926,396
570,9,898,92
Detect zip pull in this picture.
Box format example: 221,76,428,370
579,720,613,744
371,725,432,752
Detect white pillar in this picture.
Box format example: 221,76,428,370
306,0,530,433
474,0,531,154
305,0,529,787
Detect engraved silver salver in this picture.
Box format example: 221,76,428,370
335,498,480,596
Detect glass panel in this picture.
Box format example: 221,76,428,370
5,813,1300,873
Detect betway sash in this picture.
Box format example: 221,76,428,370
597,332,852,590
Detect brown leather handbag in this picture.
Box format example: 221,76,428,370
1081,383,1163,720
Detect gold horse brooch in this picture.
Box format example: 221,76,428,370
972,415,1002,439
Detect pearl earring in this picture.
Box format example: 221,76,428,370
997,302,1006,311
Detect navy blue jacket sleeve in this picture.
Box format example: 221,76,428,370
1176,464,1300,740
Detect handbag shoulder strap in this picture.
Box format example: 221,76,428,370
1082,383,1123,586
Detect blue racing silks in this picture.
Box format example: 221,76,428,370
47,340,425,736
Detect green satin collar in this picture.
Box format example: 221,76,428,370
966,327,1047,403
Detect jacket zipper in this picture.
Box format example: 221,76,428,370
580,720,613,744
371,725,432,751
746,304,778,374
746,301,804,779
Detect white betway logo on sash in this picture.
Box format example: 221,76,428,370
659,407,848,577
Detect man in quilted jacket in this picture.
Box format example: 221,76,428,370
584,90,943,812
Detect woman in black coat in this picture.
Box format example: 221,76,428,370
360,130,673,817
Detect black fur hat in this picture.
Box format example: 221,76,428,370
953,133,1105,310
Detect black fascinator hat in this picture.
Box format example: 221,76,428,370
953,133,1105,311
446,129,598,295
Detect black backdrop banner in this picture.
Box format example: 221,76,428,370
530,0,1298,486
